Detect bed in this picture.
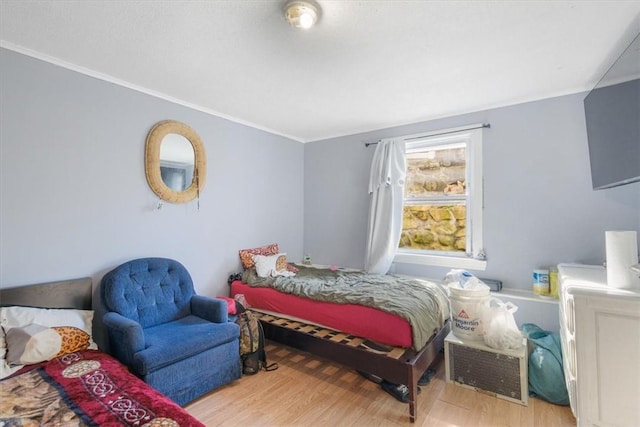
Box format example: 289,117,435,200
230,259,451,423
0,277,205,427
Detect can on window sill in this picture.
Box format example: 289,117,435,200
533,269,550,295
549,267,559,298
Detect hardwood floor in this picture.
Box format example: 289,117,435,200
186,340,576,426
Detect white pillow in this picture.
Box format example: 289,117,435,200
253,253,287,278
0,306,97,378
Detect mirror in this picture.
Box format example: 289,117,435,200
160,133,194,192
145,120,206,203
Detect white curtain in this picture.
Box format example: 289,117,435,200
364,138,406,274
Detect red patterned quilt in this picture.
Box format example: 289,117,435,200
0,350,204,426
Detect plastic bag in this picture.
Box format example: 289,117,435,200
482,297,523,350
521,323,569,405
444,269,487,290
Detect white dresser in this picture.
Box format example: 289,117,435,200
558,264,640,427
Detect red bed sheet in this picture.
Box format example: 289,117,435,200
231,280,413,348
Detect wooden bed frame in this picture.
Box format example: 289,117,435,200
255,310,451,423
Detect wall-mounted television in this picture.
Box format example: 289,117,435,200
584,33,640,190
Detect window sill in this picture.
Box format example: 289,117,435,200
496,288,559,304
393,252,487,271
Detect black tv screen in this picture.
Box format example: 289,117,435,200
584,33,640,190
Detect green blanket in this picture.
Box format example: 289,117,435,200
242,265,450,351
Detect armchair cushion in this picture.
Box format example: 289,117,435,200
133,316,239,375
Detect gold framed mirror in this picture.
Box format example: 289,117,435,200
145,120,206,204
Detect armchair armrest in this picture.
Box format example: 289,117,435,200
191,295,228,323
103,312,145,367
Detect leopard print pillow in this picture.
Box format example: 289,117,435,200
275,254,288,271
52,326,91,357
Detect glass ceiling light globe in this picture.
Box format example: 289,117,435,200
284,1,319,29
298,11,314,29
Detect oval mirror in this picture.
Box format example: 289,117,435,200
160,133,194,192
145,120,206,203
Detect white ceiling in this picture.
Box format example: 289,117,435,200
1,1,639,142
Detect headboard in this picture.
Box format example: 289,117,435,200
0,278,92,310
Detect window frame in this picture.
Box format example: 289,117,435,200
394,124,486,270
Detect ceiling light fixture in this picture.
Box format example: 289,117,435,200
284,0,320,29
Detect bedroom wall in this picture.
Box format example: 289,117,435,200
0,48,304,300
304,93,640,329
3,46,638,336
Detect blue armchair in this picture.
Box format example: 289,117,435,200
101,257,241,406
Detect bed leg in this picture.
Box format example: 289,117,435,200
408,369,417,422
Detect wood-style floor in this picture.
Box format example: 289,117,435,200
186,340,576,426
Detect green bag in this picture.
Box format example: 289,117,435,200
521,323,570,405
235,302,278,375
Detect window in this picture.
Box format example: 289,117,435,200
394,125,486,270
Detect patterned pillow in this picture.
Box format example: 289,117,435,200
5,324,61,365
5,324,92,366
275,254,288,271
52,326,92,357
239,243,279,270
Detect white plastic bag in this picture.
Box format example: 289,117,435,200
444,269,487,290
482,297,523,350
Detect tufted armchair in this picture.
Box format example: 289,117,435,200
101,257,241,406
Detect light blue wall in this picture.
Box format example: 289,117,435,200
0,48,304,299
2,47,638,335
304,93,640,291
